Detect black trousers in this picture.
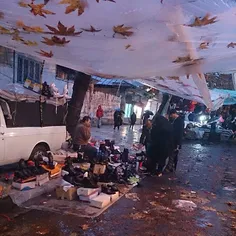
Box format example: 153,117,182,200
73,144,97,161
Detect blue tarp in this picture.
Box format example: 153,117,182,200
213,89,236,105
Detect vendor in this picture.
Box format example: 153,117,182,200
73,116,97,161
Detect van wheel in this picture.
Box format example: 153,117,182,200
30,144,48,160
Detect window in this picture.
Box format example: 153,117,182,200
0,46,13,66
56,65,76,81
17,54,42,84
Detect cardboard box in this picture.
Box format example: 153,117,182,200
36,176,49,186
93,164,106,175
56,186,77,201
77,187,100,196
110,192,119,202
36,173,49,181
90,193,111,209
12,181,36,191
79,191,99,202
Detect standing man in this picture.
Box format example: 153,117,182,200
165,109,185,172
130,112,137,130
96,105,104,128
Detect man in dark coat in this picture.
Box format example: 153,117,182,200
130,112,137,130
147,115,174,176
165,109,185,172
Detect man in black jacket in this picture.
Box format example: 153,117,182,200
165,109,185,172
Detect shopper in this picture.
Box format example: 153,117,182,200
141,119,152,151
130,112,137,130
73,116,97,161
96,105,104,128
114,109,123,130
165,109,185,172
147,115,174,176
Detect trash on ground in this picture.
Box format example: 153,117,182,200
173,200,197,212
223,187,236,191
125,193,140,201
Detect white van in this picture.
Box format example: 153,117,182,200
0,100,66,166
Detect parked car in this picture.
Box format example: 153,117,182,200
0,100,66,166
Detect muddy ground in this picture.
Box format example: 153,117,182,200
0,126,235,236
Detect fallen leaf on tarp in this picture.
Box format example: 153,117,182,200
18,1,28,8
23,40,38,46
125,44,131,49
125,193,140,201
113,24,133,37
81,224,89,230
42,36,70,46
188,14,217,27
36,50,53,58
0,26,12,34
16,21,44,33
60,0,89,16
46,22,82,36
205,223,213,227
199,42,209,49
12,30,24,41
29,3,55,18
81,25,102,32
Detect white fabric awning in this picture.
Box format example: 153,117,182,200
1,0,236,107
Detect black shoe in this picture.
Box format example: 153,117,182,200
18,159,27,169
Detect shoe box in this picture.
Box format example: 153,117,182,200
56,186,77,201
12,181,36,191
90,193,111,209
77,187,101,197
36,173,50,186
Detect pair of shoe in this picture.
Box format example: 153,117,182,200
101,184,118,195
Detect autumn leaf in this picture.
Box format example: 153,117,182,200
37,49,53,58
42,36,70,46
199,42,209,50
12,30,24,41
81,224,89,230
188,13,217,27
0,26,12,34
227,42,236,48
81,25,101,32
23,40,38,46
113,24,133,37
16,21,44,33
0,11,4,19
28,3,55,18
125,44,131,49
46,21,82,36
59,0,88,16
168,76,179,81
18,1,29,8
173,55,191,63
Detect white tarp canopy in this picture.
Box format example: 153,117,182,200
1,0,236,107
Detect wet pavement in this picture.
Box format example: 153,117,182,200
0,125,236,236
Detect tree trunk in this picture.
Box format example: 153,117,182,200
157,93,169,114
66,72,91,137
